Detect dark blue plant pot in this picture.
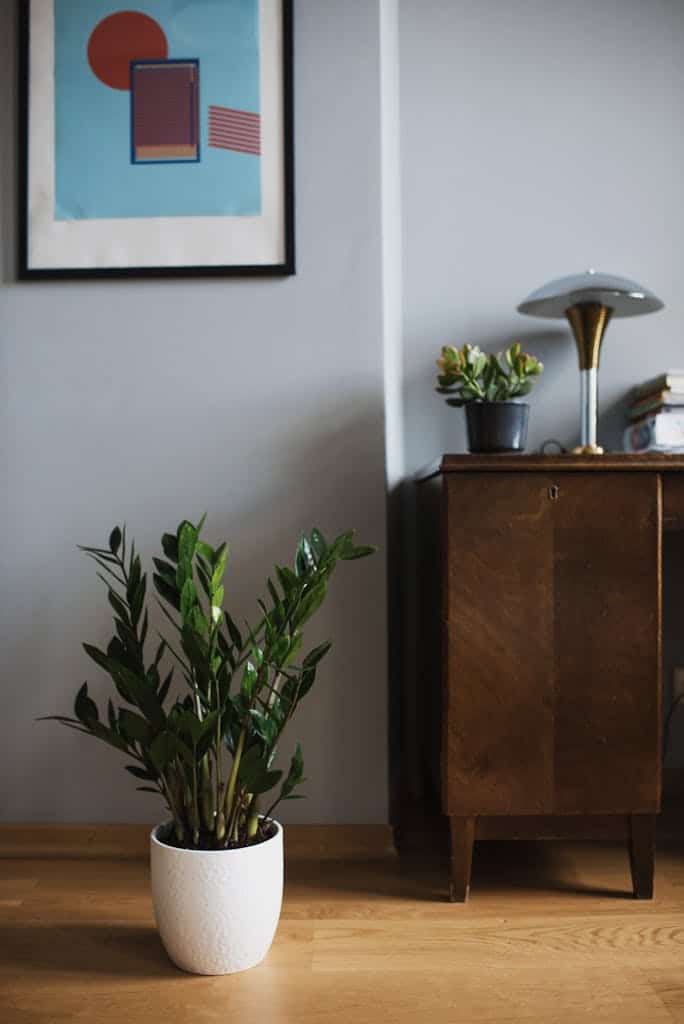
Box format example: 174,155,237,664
465,401,529,453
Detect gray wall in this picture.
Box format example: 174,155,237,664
0,1,389,824
3,0,684,824
399,0,684,795
400,0,684,466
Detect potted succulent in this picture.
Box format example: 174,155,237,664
436,342,544,453
41,517,374,975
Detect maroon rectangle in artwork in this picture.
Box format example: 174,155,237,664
131,60,200,163
208,105,260,156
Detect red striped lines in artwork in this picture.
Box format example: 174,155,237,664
208,105,261,155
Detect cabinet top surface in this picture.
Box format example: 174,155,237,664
417,453,684,480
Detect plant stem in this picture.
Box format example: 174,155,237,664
215,677,222,823
223,728,245,826
247,795,259,838
160,772,184,843
200,755,214,831
190,751,199,845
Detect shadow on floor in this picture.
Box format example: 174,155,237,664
0,922,182,980
285,841,637,903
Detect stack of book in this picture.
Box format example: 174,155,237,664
624,371,684,453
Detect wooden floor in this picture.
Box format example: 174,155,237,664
4,838,684,1023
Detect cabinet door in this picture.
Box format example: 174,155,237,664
443,471,661,818
443,473,555,814
553,473,660,813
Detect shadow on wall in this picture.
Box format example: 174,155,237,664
4,400,387,823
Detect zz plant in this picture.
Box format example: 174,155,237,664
41,519,375,849
436,341,543,406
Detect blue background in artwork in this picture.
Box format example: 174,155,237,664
54,0,260,220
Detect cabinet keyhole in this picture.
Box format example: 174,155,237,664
549,485,560,501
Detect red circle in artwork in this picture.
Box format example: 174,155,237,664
87,11,168,91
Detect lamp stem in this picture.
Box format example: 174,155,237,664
565,302,612,455
579,368,599,450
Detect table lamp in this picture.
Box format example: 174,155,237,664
517,270,664,454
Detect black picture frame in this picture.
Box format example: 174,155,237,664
18,0,295,279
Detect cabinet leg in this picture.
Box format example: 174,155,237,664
629,813,655,900
449,816,475,902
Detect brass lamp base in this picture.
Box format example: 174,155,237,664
571,443,605,455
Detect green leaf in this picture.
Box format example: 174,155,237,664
149,732,179,773
295,535,316,577
107,699,117,730
282,742,305,799
310,528,327,562
293,580,327,627
195,563,212,601
211,543,228,586
239,745,283,795
130,576,146,627
267,743,305,815
303,641,332,669
267,577,282,608
192,606,210,636
83,643,110,673
176,710,203,746
276,564,298,594
340,544,376,561
158,669,173,704
249,708,278,747
107,588,131,626
283,632,303,668
178,521,197,569
224,612,243,649
75,682,99,725
180,578,197,623
241,660,258,699
125,764,157,781
118,709,152,744
298,667,317,699
109,526,122,555
196,540,215,564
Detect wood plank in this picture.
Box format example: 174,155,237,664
437,453,684,474
552,474,661,813
0,824,395,861
662,474,684,528
443,474,554,814
3,842,684,1024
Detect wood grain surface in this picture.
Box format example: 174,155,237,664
4,839,684,1023
0,824,395,861
439,453,684,474
444,473,555,814
551,474,661,813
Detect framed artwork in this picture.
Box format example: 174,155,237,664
18,0,294,278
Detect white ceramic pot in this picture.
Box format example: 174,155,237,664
150,820,283,975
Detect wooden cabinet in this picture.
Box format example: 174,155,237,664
412,455,684,902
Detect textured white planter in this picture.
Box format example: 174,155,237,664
150,820,283,975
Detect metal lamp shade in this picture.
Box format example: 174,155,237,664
517,270,664,454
